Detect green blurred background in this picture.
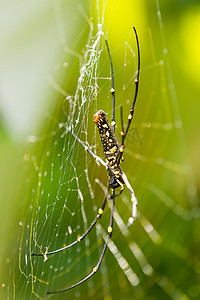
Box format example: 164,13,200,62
0,0,200,299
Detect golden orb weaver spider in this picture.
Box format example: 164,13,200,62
31,26,140,294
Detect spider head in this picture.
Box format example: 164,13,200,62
93,110,106,125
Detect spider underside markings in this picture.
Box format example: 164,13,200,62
31,26,140,294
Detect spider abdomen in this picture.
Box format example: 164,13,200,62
93,110,124,189
93,110,119,162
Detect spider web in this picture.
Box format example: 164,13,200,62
3,1,199,300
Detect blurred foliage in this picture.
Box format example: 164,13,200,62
0,0,200,300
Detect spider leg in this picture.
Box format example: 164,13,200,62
116,27,140,165
108,180,124,200
46,196,115,294
31,186,109,257
105,39,116,132
121,172,138,226
120,105,124,136
109,188,123,199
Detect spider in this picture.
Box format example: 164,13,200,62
31,26,140,294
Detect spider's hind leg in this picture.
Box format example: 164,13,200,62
121,172,138,226
31,188,109,257
46,197,116,294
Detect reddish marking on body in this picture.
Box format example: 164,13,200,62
93,113,101,124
